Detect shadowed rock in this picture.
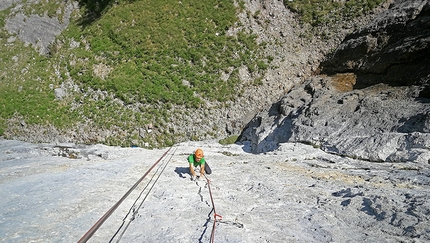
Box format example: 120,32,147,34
320,0,430,93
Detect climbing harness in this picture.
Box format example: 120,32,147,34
204,174,222,243
77,147,173,243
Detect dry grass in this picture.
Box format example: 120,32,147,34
331,73,357,92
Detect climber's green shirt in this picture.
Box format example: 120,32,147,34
188,154,206,167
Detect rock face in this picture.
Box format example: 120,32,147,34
0,0,26,11
4,1,76,54
239,0,430,163
320,0,430,91
1,140,429,242
239,76,430,163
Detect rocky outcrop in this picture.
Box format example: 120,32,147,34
320,0,430,91
239,0,430,163
239,75,430,163
4,1,77,54
0,0,27,11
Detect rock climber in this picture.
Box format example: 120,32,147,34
188,148,211,180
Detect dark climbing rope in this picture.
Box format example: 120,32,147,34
204,174,222,243
110,147,176,242
77,147,173,243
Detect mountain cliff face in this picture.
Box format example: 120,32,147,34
3,0,429,159
239,0,430,163
320,0,430,90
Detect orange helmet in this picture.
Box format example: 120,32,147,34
195,148,204,159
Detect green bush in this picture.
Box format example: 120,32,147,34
219,135,239,145
284,0,386,27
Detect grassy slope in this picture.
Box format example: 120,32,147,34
64,0,261,106
0,5,67,134
0,0,267,146
0,0,386,146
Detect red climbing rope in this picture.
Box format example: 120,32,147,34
77,147,172,243
204,174,222,243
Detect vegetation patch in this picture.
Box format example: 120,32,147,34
219,135,239,145
284,0,387,27
59,0,268,107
